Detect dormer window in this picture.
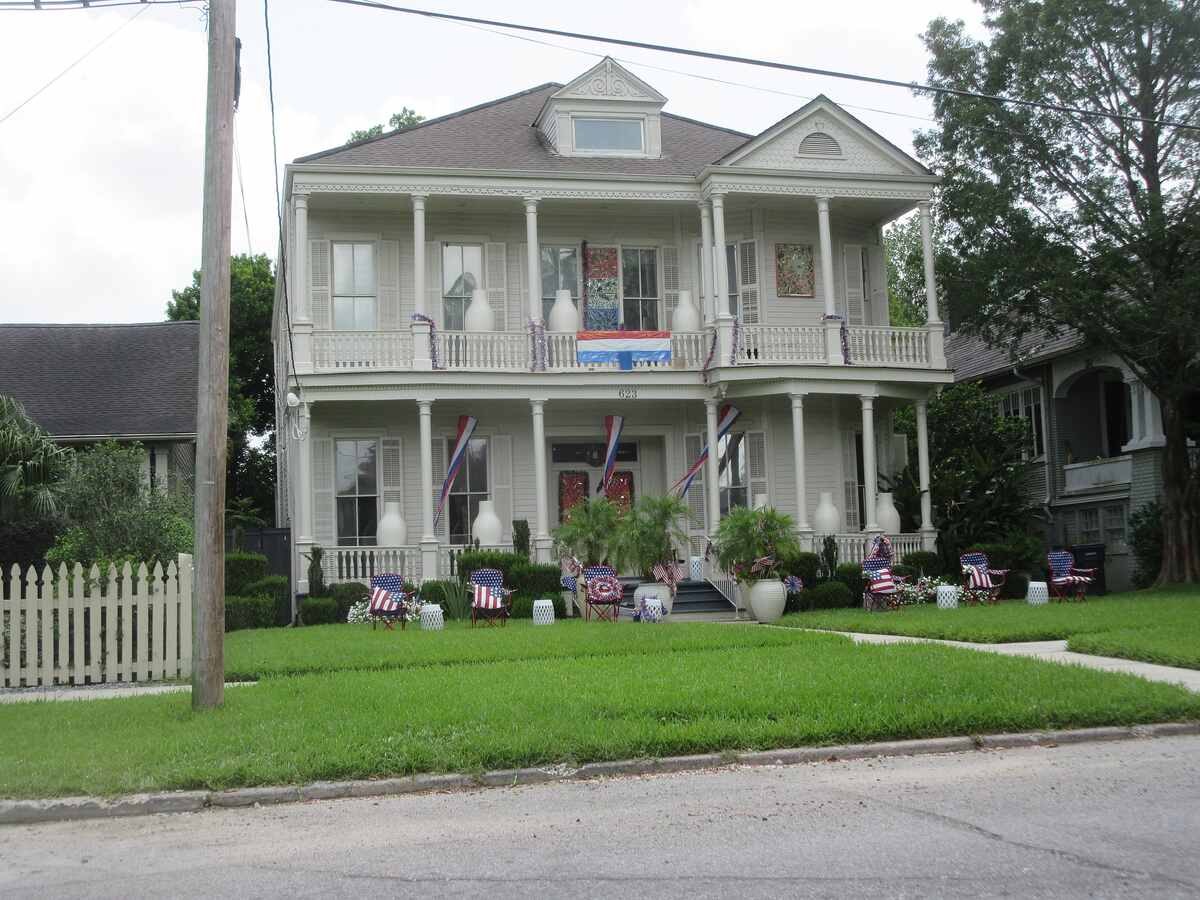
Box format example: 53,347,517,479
573,117,644,153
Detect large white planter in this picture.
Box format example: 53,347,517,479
377,500,407,546
813,491,841,533
472,500,503,545
464,287,495,333
635,582,673,615
672,289,701,332
548,288,580,332
748,579,787,623
876,492,902,535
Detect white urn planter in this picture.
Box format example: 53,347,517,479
876,492,902,534
748,579,787,623
548,288,580,332
634,582,673,614
472,500,503,546
671,289,701,332
813,491,841,534
377,500,407,546
464,287,495,333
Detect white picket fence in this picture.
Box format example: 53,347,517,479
1,554,193,689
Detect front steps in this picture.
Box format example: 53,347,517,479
617,579,740,621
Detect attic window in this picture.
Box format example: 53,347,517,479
798,131,841,157
573,117,644,152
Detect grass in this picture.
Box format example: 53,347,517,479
1068,626,1200,670
2,625,1199,798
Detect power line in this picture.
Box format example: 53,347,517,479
234,118,253,255
0,3,147,126
0,1,203,10
324,0,1200,133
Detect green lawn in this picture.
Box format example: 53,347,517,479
779,587,1200,668
2,622,1199,798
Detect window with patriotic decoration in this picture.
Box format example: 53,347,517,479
541,245,579,321
621,247,659,330
442,243,482,332
332,242,377,331
335,439,378,546
447,436,489,545
997,386,1045,458
718,431,748,516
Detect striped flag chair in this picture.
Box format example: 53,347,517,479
862,554,902,612
1047,550,1096,602
468,567,512,627
582,564,623,623
960,552,1008,604
368,574,410,630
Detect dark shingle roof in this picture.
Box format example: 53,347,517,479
296,83,749,176
0,322,199,440
946,326,1083,382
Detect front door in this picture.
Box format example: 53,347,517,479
558,471,589,524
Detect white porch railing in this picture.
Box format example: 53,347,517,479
846,326,930,367
825,533,924,564
738,325,826,364
313,331,413,372
324,547,423,585
702,558,740,611
438,331,529,371
1063,455,1132,494
440,545,515,580
544,331,708,371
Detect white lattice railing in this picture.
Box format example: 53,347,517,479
324,547,422,585
438,331,529,371
823,533,924,564
737,325,827,364
846,326,930,367
544,331,708,371
313,331,413,372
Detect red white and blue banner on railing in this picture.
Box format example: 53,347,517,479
434,414,477,528
576,331,671,370
597,414,625,495
671,404,741,499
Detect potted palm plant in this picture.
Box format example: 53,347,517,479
552,496,620,567
711,506,799,623
612,494,689,614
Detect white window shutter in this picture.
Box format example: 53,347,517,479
738,240,760,324
747,430,768,507
312,437,335,546
662,245,680,324
491,434,513,545
485,242,508,332
310,240,331,329
865,245,887,325
842,431,860,531
683,433,707,553
381,437,403,506
843,245,865,325
379,240,400,330
431,432,447,542
425,241,442,329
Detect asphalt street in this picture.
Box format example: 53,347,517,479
2,735,1198,899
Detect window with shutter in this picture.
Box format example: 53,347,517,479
747,431,768,507
683,433,707,554
378,240,400,330
662,245,680,323
865,245,887,325
492,434,513,544
312,437,335,546
381,438,403,506
310,240,331,329
485,242,508,331
738,240,760,324
843,245,866,325
431,431,447,542
842,431,861,531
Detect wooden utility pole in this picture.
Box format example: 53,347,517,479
193,0,237,710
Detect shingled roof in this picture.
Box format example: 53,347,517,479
946,326,1083,382
0,322,199,440
296,83,750,176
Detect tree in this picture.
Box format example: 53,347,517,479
0,394,71,518
917,0,1200,584
167,253,276,520
883,212,945,326
348,107,424,144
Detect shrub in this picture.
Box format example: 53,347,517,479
510,591,566,619
246,575,292,626
901,551,942,576
892,564,917,580
966,536,1043,573
456,549,527,584
0,518,60,568
803,581,854,610
418,579,470,620
1129,501,1163,588
780,551,821,588
329,581,369,620
305,546,327,597
300,595,339,625
1004,572,1030,600
225,552,268,595
510,561,563,597
833,563,865,602
512,519,531,559
225,595,275,632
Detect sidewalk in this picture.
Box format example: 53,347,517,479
0,681,256,705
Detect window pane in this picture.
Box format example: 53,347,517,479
466,438,488,492
540,246,559,298
640,249,657,297
355,298,376,331
559,248,578,292
640,299,658,331
449,495,469,544
726,245,738,295
333,297,355,331
442,245,462,295
574,118,643,151
468,495,484,541
333,243,354,295
622,249,640,298
336,441,358,495
462,245,482,294
623,295,642,330
357,497,377,544
353,243,375,295
356,440,377,495
444,298,465,332
336,497,358,543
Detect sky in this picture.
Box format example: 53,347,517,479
0,0,985,325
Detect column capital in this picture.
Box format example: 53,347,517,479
859,395,876,409
918,199,932,215
523,197,540,212
704,397,721,411
529,398,546,412
710,192,725,208
417,398,434,414
294,193,308,211
698,201,712,215
411,192,427,209
815,196,831,212
788,392,807,406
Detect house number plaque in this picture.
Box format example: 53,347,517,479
618,387,638,400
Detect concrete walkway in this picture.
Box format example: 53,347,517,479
0,681,256,705
822,630,1200,692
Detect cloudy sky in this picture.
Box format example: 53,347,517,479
0,0,983,324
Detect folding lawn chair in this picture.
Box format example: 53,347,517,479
582,564,623,622
862,555,900,612
960,552,1008,604
1047,550,1096,602
368,573,410,630
469,567,512,627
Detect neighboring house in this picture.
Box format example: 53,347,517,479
946,328,1170,591
0,322,199,491
273,57,953,594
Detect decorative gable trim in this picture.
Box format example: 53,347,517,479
551,57,667,103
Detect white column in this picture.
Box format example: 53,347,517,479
711,195,731,321
418,399,438,580
918,201,940,324
705,399,721,540
294,402,313,592
525,198,541,324
860,395,879,532
294,194,310,322
916,399,934,545
790,394,811,540
531,399,551,561
1145,389,1166,445
411,194,431,370
698,202,715,324
816,197,836,317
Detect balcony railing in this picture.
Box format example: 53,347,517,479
738,324,826,364
1063,455,1132,494
846,325,930,367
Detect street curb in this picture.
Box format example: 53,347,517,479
2,721,1197,827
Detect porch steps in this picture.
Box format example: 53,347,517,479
618,579,736,616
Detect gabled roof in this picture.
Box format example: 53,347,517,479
550,57,667,104
946,327,1084,382
0,322,199,440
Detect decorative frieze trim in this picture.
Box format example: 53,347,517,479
702,179,932,201
293,180,700,202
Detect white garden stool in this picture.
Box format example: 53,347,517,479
689,556,704,581
532,598,556,625
1026,581,1050,606
936,585,960,609
420,603,444,631
640,597,664,623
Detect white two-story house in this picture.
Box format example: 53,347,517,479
273,58,953,595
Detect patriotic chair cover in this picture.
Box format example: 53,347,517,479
560,554,583,594
582,565,622,623
368,574,410,631
1047,551,1095,602
862,555,901,611
468,567,512,627
959,552,1008,604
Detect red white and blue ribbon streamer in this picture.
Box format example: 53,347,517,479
671,404,741,498
596,415,625,495
434,415,477,528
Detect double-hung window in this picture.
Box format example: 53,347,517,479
717,431,748,516
335,439,378,546
998,387,1045,457
442,243,482,331
541,246,579,322
621,247,659,330
447,437,489,545
332,242,377,330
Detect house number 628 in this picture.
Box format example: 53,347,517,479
618,387,638,400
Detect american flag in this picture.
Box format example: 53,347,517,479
472,584,506,610
651,561,683,596
866,568,896,594
369,587,402,614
